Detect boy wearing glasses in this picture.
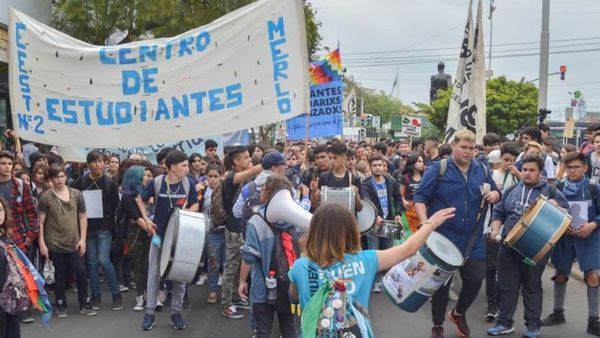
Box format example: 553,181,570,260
542,152,600,336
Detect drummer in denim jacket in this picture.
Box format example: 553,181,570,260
488,154,570,338
414,129,501,338
541,151,600,336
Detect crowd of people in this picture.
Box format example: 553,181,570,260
1,122,600,338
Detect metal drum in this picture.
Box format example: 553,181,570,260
159,208,208,283
505,195,572,263
321,186,355,212
356,199,377,234
382,232,463,313
374,221,403,240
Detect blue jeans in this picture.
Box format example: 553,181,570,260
206,232,226,293
87,230,120,296
366,233,393,282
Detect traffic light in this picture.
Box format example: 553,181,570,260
560,65,567,80
366,115,373,127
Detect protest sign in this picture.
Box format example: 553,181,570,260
8,0,309,147
402,116,422,137
286,81,343,140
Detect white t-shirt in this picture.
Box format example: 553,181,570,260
492,169,519,191
591,153,600,182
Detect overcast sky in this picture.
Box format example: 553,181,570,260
309,0,600,122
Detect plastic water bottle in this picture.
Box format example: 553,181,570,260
266,270,277,304
151,233,161,248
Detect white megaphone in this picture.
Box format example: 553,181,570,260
264,188,312,231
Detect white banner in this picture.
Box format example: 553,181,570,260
471,0,487,143
8,0,309,147
343,86,357,127
444,0,473,143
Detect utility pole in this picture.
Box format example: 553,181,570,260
488,0,495,79
537,0,550,111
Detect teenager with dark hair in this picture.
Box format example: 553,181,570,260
39,165,96,318
72,150,122,312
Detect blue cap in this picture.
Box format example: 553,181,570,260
261,152,286,169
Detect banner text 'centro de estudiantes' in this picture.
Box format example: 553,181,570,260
9,0,309,147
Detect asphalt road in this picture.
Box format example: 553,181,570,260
22,267,593,338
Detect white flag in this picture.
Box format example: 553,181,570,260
444,0,473,143
343,87,357,126
471,0,487,143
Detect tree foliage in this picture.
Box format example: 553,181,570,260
426,76,538,137
51,0,322,59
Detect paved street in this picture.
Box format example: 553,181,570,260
22,268,593,338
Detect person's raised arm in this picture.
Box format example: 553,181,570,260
233,164,263,185
376,208,455,271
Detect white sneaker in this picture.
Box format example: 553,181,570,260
119,284,129,293
217,275,223,286
133,295,145,312
196,274,207,285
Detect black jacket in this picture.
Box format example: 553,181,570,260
362,175,404,220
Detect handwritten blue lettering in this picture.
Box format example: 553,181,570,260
267,17,291,114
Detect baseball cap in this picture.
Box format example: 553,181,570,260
261,152,286,170
488,149,501,164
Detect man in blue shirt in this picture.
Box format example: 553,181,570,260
414,129,501,338
139,151,199,331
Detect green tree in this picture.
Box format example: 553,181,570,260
426,76,538,137
51,0,322,59
363,90,414,124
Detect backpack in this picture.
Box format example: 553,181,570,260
0,244,31,315
240,182,263,231
302,277,374,338
257,214,300,312
211,173,245,232
114,194,134,240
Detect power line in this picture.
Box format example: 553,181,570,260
342,36,600,56
344,41,600,64
346,47,600,68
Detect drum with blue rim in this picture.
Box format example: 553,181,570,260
504,194,571,264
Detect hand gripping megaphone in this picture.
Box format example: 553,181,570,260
264,188,312,231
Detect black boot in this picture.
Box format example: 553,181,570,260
588,317,600,337
542,310,566,326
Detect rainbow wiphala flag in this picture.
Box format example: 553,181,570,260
309,49,343,85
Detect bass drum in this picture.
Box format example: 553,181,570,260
159,208,207,283
356,199,377,234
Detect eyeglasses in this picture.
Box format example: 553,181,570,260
566,165,584,171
